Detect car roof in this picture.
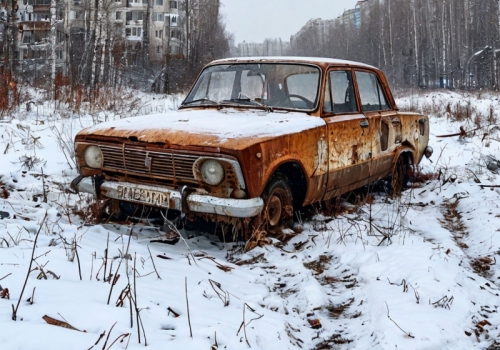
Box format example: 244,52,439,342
209,56,378,70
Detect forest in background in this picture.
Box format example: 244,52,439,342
290,0,500,91
3,0,500,114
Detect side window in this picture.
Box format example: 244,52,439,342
323,70,357,114
355,71,389,112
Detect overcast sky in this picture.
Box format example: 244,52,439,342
220,0,360,44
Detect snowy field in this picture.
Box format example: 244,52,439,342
1,89,500,349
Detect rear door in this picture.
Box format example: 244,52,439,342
322,69,374,200
354,70,397,181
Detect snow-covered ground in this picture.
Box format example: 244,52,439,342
1,89,500,349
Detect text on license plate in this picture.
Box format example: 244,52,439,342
117,186,169,207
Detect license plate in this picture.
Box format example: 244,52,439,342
116,185,170,207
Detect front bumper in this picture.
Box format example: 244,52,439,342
71,176,264,218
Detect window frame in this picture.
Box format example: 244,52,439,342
354,69,391,113
322,68,359,117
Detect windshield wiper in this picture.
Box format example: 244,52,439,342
221,98,274,112
182,98,218,106
225,98,265,106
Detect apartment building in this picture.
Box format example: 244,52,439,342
116,0,184,60
7,0,186,64
290,18,336,52
12,0,64,62
235,38,290,57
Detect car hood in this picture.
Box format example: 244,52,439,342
78,108,326,150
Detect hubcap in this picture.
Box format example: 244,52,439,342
267,195,282,227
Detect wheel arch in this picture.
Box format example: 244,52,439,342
263,161,308,210
393,144,416,166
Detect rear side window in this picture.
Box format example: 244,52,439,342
355,71,389,112
324,70,357,114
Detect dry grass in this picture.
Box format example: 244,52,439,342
303,255,332,275
313,333,353,349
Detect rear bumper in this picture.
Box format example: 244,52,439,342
71,176,263,218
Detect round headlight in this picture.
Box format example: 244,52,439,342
200,159,224,185
83,145,103,169
424,146,433,159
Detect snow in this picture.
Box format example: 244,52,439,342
82,108,326,146
211,56,377,69
1,89,500,349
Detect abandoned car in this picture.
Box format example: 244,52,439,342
72,57,432,248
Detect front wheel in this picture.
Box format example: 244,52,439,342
245,174,294,250
263,175,294,234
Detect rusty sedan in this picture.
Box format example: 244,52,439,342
72,57,432,248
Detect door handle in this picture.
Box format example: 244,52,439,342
359,120,370,128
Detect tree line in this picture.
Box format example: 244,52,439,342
290,0,500,90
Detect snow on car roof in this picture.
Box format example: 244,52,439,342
210,56,377,69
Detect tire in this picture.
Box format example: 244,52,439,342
261,174,294,235
390,154,412,196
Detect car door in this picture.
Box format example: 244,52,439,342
322,68,374,201
354,70,397,181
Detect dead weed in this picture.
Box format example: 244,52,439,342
313,333,353,349
304,255,333,275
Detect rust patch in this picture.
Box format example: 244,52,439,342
351,144,359,164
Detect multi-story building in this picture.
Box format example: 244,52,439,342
341,8,356,27
14,0,64,62
354,0,369,28
118,0,184,61
9,0,187,66
262,38,289,56
290,18,336,52
238,41,264,57
236,38,290,57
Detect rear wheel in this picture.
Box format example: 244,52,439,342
390,154,413,196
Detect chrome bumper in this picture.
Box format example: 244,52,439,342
72,177,264,218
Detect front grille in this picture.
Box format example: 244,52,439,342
99,145,199,184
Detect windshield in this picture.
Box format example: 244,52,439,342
182,63,321,111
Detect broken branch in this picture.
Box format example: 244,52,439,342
385,301,414,338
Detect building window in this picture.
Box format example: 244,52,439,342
155,30,163,38
126,27,142,37
168,14,177,26
170,29,180,39
155,0,163,5
126,11,143,21
22,32,32,44
153,12,164,21
116,11,122,20
169,0,177,9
